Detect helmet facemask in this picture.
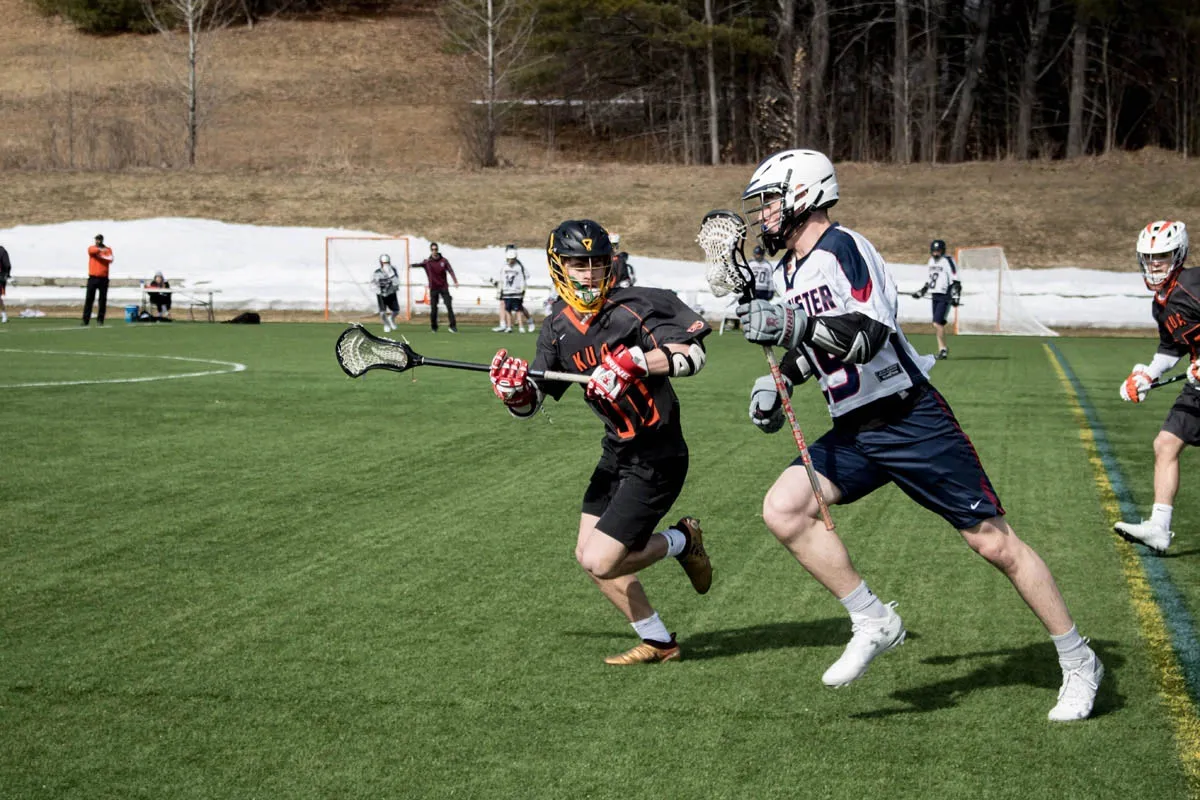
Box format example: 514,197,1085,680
1139,249,1185,291
1136,220,1189,292
550,255,612,313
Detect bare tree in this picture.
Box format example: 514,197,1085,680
809,0,830,151
143,0,233,167
892,0,910,163
1067,20,1088,158
440,0,537,168
704,0,720,164
949,0,992,162
917,0,941,162
1015,0,1051,159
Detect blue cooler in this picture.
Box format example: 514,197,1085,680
125,304,139,322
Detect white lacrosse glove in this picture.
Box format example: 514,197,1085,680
748,374,793,434
586,345,649,403
1119,364,1153,403
736,299,808,350
1189,360,1200,387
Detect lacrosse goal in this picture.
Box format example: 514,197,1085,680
324,236,412,322
953,246,1057,337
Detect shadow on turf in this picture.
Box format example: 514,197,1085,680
569,618,890,660
849,638,1125,720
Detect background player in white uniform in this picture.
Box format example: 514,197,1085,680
911,239,958,359
748,245,775,300
371,254,401,332
735,148,1101,722
1113,220,1200,554
493,246,534,333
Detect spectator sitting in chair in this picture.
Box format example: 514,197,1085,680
146,271,171,319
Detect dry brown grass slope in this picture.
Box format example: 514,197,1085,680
3,0,1200,269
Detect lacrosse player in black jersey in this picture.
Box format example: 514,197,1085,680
1114,220,1200,554
488,219,714,665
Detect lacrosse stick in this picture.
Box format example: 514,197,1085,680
697,209,835,531
335,324,588,384
1150,373,1188,391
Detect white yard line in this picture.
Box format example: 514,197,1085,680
0,348,246,388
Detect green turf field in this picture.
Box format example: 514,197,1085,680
1,319,1196,799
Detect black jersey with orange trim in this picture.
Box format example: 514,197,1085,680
1153,267,1200,360
532,286,711,456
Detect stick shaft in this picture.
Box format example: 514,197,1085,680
761,345,835,531
1151,373,1187,390
418,355,589,385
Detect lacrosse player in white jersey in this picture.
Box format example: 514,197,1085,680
748,245,776,300
372,254,401,332
911,239,959,359
735,148,1101,722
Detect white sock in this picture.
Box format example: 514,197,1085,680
1,311,6,323
839,580,887,619
1151,503,1174,530
632,612,671,644
659,527,687,558
1051,625,1090,665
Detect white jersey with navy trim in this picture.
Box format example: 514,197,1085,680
779,224,929,418
749,258,775,296
924,255,957,295
372,264,400,296
499,260,527,298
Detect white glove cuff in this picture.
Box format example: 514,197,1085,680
1147,353,1180,381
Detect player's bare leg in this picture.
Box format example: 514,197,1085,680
762,466,905,686
960,516,1102,721
576,514,680,664
1116,430,1184,553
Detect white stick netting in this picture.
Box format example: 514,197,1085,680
697,212,750,297
336,326,412,377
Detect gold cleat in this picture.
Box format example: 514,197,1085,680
604,637,681,665
674,516,712,594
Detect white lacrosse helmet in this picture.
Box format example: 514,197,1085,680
742,149,839,251
1136,220,1188,291
611,233,621,246
379,254,392,265
505,245,517,260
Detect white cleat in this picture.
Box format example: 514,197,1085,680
1048,648,1103,722
491,324,507,332
1113,520,1173,554
822,601,906,688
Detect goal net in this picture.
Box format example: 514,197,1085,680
954,246,1058,337
324,236,412,322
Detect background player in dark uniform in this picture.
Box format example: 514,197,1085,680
610,233,636,288
488,219,713,665
1115,220,1200,554
736,149,1101,721
0,241,11,324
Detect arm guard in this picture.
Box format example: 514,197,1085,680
660,342,706,377
806,313,891,364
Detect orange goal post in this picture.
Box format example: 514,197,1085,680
324,236,412,322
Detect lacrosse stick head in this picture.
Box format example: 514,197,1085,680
697,209,754,301
335,324,417,378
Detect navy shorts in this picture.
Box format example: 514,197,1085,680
754,289,774,301
804,385,1004,530
377,292,399,313
931,294,950,325
503,297,525,313
1163,387,1200,446
582,452,688,550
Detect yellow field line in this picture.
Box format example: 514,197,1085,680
1044,343,1200,790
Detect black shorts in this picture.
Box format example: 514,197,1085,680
582,453,688,550
931,294,949,325
377,292,399,313
502,297,524,313
1162,387,1200,446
